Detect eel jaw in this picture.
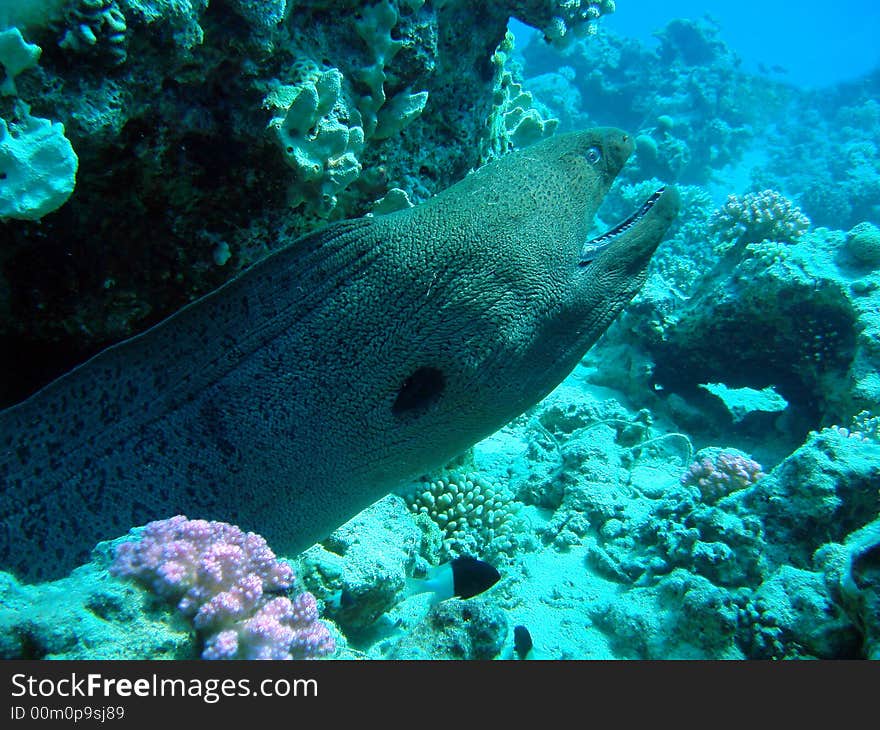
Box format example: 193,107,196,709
579,187,668,266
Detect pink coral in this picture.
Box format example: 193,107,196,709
681,451,765,503
202,594,334,660
111,515,334,660
710,189,810,245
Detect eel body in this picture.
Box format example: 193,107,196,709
0,129,678,582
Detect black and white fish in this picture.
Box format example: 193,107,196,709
407,556,501,604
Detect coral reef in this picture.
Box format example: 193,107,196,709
388,598,508,659
589,571,741,658
111,515,335,659
486,385,871,659
0,103,78,221
734,566,859,660
2,0,878,663
595,223,880,460
512,0,616,45
400,471,530,561
755,96,880,230
504,29,880,653
680,449,764,504
734,429,880,569
297,496,422,641
519,16,772,185
843,222,880,269
709,190,810,246
817,519,880,659
0,0,618,408
0,541,194,659
1,379,876,660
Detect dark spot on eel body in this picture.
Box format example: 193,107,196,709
392,366,446,417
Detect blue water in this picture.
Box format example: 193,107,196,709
513,0,880,88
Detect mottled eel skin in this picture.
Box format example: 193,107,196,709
0,129,678,582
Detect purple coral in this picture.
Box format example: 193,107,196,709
111,515,334,660
681,451,765,503
202,593,332,661
710,189,810,245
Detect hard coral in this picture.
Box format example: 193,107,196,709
58,0,129,66
479,31,559,165
111,515,334,660
844,222,880,268
825,410,880,444
710,190,810,245
0,106,78,221
266,68,365,216
403,471,528,560
511,0,616,45
681,451,764,504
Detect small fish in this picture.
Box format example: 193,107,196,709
758,62,789,76
407,556,500,604
513,625,533,660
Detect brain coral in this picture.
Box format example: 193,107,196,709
844,222,880,268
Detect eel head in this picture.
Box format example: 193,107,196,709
391,128,679,453
512,128,681,386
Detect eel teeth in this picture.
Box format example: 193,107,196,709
579,187,666,265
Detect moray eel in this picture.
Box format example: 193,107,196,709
0,129,678,582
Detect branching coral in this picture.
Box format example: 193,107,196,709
709,190,810,245
825,410,880,444
402,471,528,560
111,515,335,660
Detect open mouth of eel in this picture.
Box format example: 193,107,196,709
579,187,666,265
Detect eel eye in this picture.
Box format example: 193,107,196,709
585,146,602,165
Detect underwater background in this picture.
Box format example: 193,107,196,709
0,0,878,659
